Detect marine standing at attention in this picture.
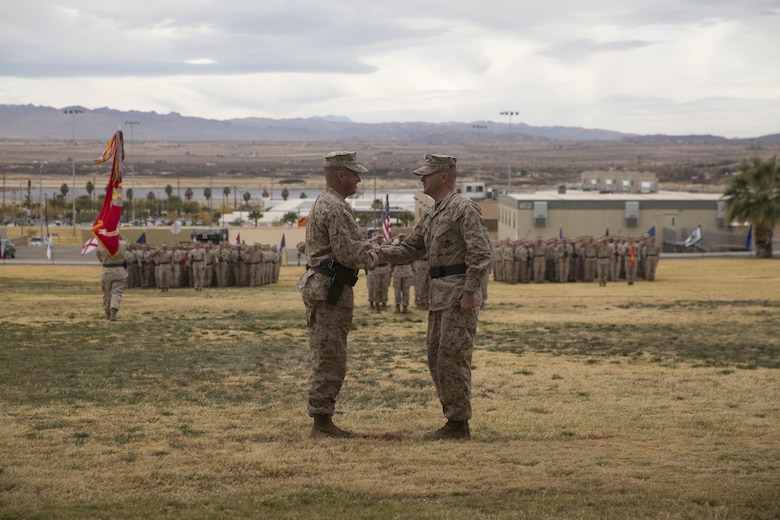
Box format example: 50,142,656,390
297,151,380,438
379,154,492,440
96,238,129,321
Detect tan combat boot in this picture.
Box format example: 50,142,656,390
402,306,409,314
423,420,470,441
109,308,118,321
311,415,353,438
395,304,401,313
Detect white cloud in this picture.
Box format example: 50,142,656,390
0,0,778,137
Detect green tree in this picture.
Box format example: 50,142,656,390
85,180,94,210
723,155,780,258
248,208,264,226
184,187,193,202
356,212,373,227
223,186,231,209
281,188,289,201
398,211,415,227
60,183,69,199
147,191,156,218
300,192,307,199
279,211,298,225
243,191,251,206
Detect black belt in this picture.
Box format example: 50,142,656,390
103,262,126,268
377,263,389,267
429,263,467,279
309,260,359,304
192,259,203,262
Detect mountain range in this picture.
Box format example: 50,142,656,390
1,104,777,143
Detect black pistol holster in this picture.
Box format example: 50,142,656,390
311,259,359,305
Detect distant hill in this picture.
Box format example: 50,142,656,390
0,104,774,143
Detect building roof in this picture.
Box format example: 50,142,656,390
503,190,723,202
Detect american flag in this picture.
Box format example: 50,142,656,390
382,194,391,241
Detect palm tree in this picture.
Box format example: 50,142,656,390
147,191,157,219
85,180,94,210
723,155,780,258
248,208,263,226
223,187,230,209
60,183,69,199
184,187,193,202
243,191,251,207
281,188,289,201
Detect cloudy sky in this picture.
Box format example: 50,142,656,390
1,0,778,137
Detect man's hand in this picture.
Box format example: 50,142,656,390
460,291,476,315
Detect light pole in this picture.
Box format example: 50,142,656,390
373,157,378,232
500,111,519,189
33,160,47,238
471,125,487,181
124,120,140,224
206,163,215,225
64,108,83,233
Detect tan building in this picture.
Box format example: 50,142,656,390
497,189,749,252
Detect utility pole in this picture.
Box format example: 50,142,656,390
64,108,83,233
500,111,519,189
124,121,140,224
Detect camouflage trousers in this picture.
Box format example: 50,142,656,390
427,305,477,422
393,276,413,307
306,300,353,417
192,263,206,289
101,267,127,311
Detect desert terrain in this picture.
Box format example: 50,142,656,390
1,138,779,200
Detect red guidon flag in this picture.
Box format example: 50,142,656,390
88,130,125,257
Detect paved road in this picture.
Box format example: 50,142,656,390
2,245,99,265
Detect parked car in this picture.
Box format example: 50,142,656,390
1,239,16,258
30,236,45,247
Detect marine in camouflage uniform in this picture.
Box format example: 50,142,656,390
596,237,611,286
643,236,660,281
380,154,492,441
96,239,129,321
154,244,173,292
297,151,380,438
189,241,207,291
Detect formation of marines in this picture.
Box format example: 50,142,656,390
492,234,660,285
122,241,281,290
365,235,431,313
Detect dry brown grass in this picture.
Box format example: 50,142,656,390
0,258,778,519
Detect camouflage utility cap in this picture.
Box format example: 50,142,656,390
324,151,369,173
413,154,457,176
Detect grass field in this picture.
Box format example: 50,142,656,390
0,259,778,519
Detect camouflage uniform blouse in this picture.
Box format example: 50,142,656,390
381,190,492,311
297,186,377,307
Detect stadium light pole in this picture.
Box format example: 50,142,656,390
471,125,487,181
64,108,83,233
124,120,140,224
207,163,215,226
373,157,378,232
500,111,519,189
33,160,47,239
